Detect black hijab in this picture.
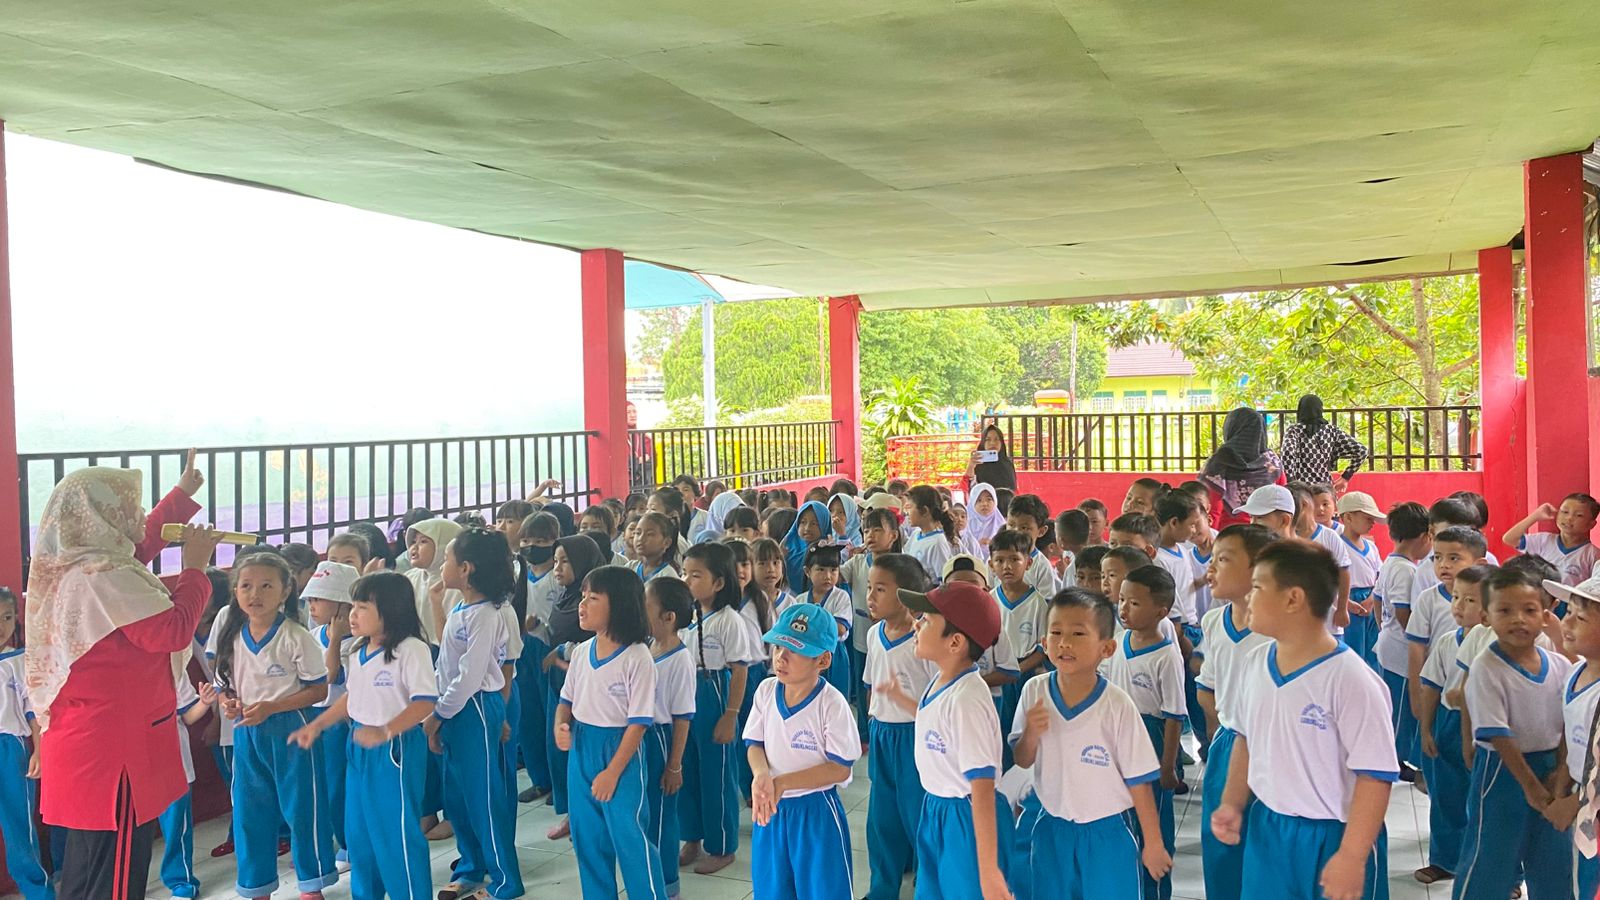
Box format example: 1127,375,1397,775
1297,394,1327,436
547,533,604,645
544,501,578,537
974,425,1018,491
1203,407,1269,479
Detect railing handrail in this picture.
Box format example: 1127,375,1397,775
625,420,843,492
627,420,840,437
18,429,600,461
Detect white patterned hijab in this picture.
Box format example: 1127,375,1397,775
24,468,179,731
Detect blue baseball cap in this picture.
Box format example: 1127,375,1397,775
763,602,838,658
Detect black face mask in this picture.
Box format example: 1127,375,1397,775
520,544,555,566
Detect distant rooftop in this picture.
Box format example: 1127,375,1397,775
1104,341,1196,378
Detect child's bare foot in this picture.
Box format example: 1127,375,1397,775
678,841,701,868
694,853,736,875
425,820,455,841
546,817,570,840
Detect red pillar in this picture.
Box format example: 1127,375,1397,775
827,295,863,481
1477,246,1523,547
581,249,628,500
1522,154,1590,508
0,126,21,595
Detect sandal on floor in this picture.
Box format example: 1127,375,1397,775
1413,866,1453,884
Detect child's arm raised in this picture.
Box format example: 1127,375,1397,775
970,777,1014,900
1319,776,1391,900
1503,504,1555,552
1129,782,1173,881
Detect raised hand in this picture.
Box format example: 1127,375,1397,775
177,448,205,497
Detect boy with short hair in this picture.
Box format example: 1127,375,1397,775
803,544,855,700
744,603,860,900
1550,580,1600,900
1054,509,1091,586
1407,527,1488,763
1010,588,1171,900
942,556,1020,718
879,582,1013,900
1288,482,1354,630
1505,493,1600,587
1006,495,1063,597
1108,513,1160,558
1195,524,1276,900
1414,498,1497,598
989,530,1047,731
1336,492,1387,672
1212,541,1397,900
1412,563,1492,886
1454,567,1575,900
1077,499,1110,545
1375,501,1432,783
1074,546,1108,596
1103,566,1186,900
862,554,937,900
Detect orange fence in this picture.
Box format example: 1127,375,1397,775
885,433,978,487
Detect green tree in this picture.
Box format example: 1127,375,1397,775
633,306,692,368
983,306,1108,404
858,309,1023,407
1106,276,1480,409
662,297,825,412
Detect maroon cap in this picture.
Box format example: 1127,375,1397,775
898,581,1001,651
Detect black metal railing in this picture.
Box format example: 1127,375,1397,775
20,430,596,575
987,406,1479,474
626,421,842,492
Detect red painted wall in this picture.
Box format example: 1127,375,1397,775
1015,469,1487,555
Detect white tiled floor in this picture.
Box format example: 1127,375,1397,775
147,752,1446,899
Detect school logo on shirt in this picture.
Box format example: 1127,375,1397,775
1131,672,1154,691
703,637,723,651
1299,703,1330,731
606,681,628,699
1573,722,1590,752
264,663,287,678
790,729,820,752
923,729,948,754
1080,745,1112,767
1018,621,1035,639
453,625,470,643
372,671,395,688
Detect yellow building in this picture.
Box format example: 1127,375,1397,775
1088,341,1216,412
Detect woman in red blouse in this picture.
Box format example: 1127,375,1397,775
25,455,221,899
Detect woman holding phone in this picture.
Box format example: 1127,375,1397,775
963,423,1017,492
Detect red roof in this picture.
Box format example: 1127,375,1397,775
1104,342,1196,378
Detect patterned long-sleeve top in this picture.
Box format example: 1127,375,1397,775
1280,423,1369,483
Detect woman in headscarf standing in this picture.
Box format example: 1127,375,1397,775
1279,394,1370,486
1199,408,1285,530
27,457,223,899
963,424,1018,493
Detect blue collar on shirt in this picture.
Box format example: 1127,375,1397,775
1048,673,1106,720
1558,537,1591,555
1340,534,1374,557
0,648,22,662
654,644,686,664
878,623,914,650
1159,545,1184,559
920,666,978,709
1489,642,1550,684
1223,604,1251,642
590,640,628,668
1567,662,1599,703
995,585,1036,610
778,677,827,719
1122,632,1173,658
357,642,385,665
1267,641,1347,686
241,614,286,655
635,561,672,580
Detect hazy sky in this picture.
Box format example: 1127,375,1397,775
4,133,585,452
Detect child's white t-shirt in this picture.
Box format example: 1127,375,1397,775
862,621,937,724
915,668,1003,799
312,624,355,709
560,639,656,728
1341,535,1382,591
997,764,1036,811
1235,642,1399,822
1466,643,1570,751
737,598,772,666
0,650,30,737
839,553,874,653
1187,545,1214,620
1102,633,1187,722
345,637,438,728
525,567,561,645
977,612,1021,699
993,583,1047,663
683,606,757,672
1155,545,1199,625
1195,602,1271,733
909,529,956,585
742,677,859,798
652,644,696,726
1412,549,1500,599
1418,627,1471,711
1026,550,1061,598
1007,674,1158,823
1403,583,1456,654
1564,661,1600,784
175,675,199,784
1308,525,1352,634
1520,533,1600,587
435,600,509,720
633,561,680,584
809,586,854,646
1374,555,1420,676
1455,623,1553,675
205,613,328,707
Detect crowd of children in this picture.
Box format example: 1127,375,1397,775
9,467,1600,900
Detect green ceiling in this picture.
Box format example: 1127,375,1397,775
2,0,1597,309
